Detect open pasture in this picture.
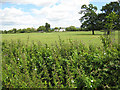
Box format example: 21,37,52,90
2,31,118,47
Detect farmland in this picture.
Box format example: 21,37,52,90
2,31,118,47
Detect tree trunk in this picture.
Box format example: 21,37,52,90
92,30,95,35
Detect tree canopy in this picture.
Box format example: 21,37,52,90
79,4,98,35
101,1,120,30
66,26,77,31
37,26,46,32
45,23,50,32
104,12,118,35
79,1,120,35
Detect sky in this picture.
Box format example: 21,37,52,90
0,0,118,30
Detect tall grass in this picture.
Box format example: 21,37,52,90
2,35,120,89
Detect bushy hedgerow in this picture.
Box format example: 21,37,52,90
2,36,120,89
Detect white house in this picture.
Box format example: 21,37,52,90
54,29,59,32
59,29,65,32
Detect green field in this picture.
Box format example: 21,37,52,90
2,31,118,47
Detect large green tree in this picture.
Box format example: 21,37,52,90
96,13,106,30
66,26,77,31
101,2,119,15
45,23,50,32
79,4,97,35
101,1,120,30
37,26,46,32
104,12,118,35
12,28,17,33
26,28,32,33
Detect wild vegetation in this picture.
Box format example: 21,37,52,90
2,35,120,89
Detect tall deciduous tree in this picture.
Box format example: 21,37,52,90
101,1,120,30
12,28,17,33
96,13,106,30
104,12,118,35
101,2,119,15
79,4,97,35
66,26,77,31
37,26,46,32
45,23,50,32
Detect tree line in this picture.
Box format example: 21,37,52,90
1,23,51,34
1,25,83,34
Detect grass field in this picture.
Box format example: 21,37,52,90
2,31,118,47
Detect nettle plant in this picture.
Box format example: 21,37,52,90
2,36,120,89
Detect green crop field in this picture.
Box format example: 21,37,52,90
2,31,118,47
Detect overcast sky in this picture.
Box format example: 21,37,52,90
0,0,118,30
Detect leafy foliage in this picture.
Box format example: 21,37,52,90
37,26,46,32
45,23,50,32
79,4,98,35
101,1,120,30
65,26,78,31
104,12,118,35
79,2,120,32
2,36,120,89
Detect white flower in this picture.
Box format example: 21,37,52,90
81,55,82,56
34,68,37,71
104,53,106,55
71,80,74,83
91,80,93,82
17,58,19,60
90,85,92,87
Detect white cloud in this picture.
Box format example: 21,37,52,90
31,0,90,28
0,0,59,7
0,8,36,24
0,7,40,30
1,0,92,30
